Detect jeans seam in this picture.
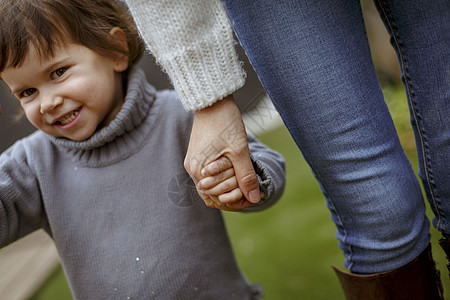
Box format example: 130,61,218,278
375,0,442,229
311,173,354,270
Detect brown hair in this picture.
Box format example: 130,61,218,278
0,0,144,73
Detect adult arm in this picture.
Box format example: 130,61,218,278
124,0,245,110
125,0,262,205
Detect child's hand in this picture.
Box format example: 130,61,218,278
197,156,244,204
197,156,263,206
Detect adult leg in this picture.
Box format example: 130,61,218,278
374,0,450,233
222,0,430,274
374,0,450,279
221,1,445,296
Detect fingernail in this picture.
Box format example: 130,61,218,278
248,189,260,204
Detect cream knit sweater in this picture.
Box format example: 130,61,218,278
125,0,245,111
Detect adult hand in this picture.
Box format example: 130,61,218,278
184,95,261,211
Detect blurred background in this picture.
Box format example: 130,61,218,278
1,1,448,299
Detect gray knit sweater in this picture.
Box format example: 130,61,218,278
0,68,285,299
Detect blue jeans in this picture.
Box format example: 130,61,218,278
222,0,450,274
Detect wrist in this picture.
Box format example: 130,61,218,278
194,95,236,117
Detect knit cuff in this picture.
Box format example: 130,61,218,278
161,36,246,111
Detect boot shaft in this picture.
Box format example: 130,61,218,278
333,244,443,300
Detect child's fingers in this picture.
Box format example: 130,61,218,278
218,187,244,204
197,167,235,190
201,156,233,176
200,176,237,196
219,190,264,205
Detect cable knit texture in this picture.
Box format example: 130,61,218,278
125,0,246,111
0,69,285,299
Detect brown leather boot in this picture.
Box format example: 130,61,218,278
332,244,443,300
439,237,450,279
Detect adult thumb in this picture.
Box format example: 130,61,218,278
228,150,261,204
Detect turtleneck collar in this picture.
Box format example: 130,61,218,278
48,68,160,167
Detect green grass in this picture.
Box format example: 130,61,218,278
30,266,72,300
32,86,450,299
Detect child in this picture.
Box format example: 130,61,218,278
0,0,285,299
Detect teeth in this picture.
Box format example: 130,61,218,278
58,109,79,125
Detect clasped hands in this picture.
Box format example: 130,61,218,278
184,96,262,212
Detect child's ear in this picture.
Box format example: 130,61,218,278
109,27,129,72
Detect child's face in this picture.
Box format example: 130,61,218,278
1,42,128,141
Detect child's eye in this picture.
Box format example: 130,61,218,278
21,88,37,98
51,67,67,79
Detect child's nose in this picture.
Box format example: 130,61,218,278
40,95,63,114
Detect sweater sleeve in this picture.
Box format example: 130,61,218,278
0,142,45,247
243,135,286,212
124,0,246,111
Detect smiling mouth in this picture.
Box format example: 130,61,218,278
55,109,80,125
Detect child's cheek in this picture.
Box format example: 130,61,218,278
66,75,97,104
23,102,44,129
